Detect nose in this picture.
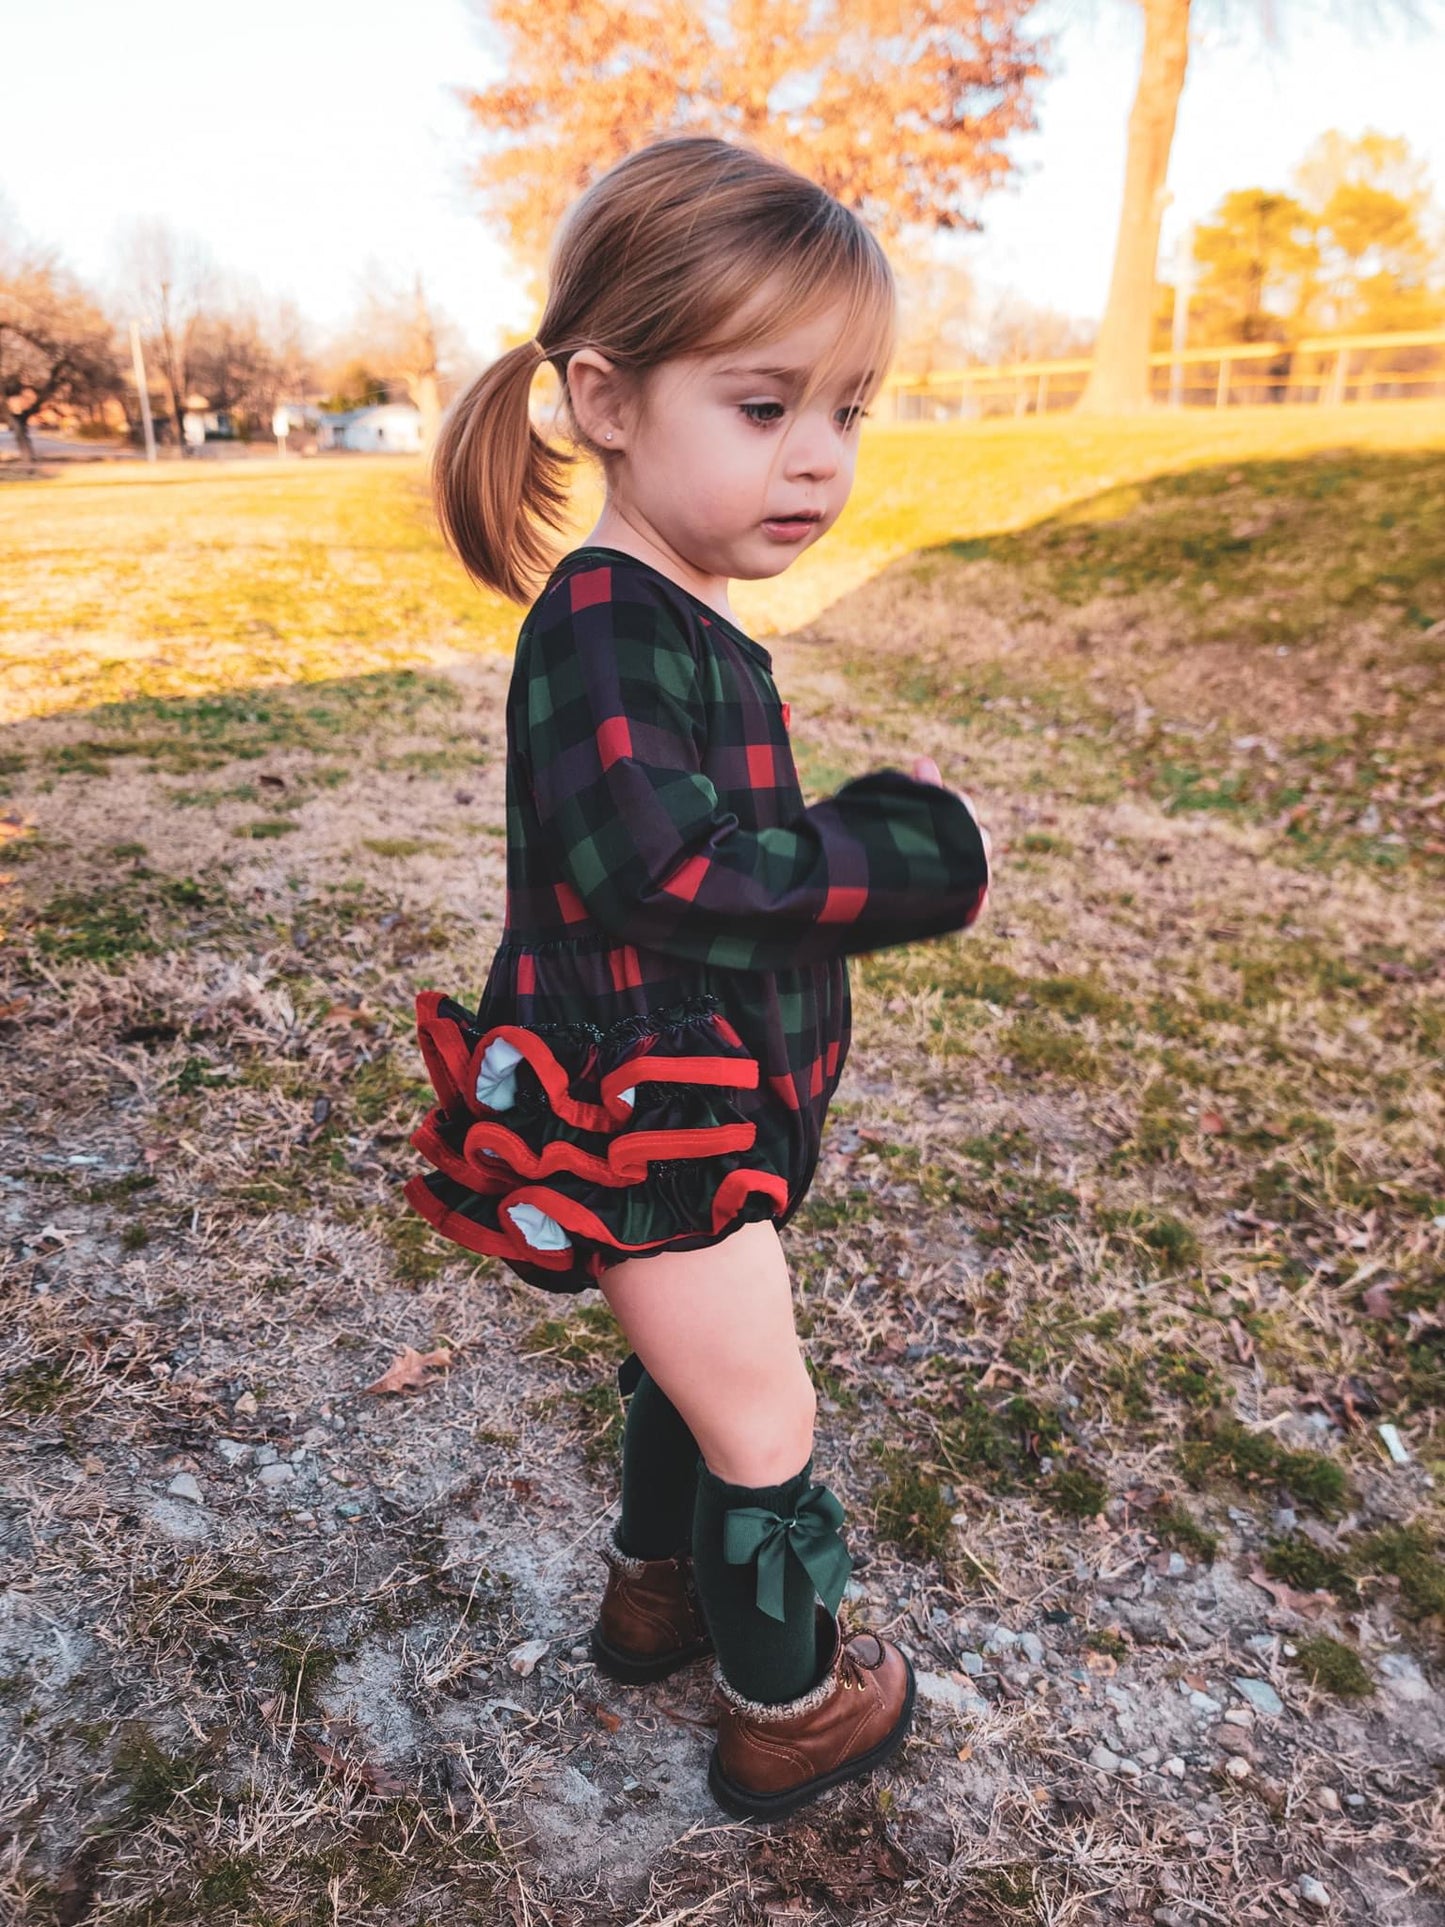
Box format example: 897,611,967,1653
779,408,840,483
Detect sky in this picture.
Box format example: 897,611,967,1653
1,0,1440,362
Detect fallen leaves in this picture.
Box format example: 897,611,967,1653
1361,1277,1400,1320
297,1730,409,1798
320,1002,376,1028
507,1638,550,1677
363,1345,455,1395
1246,1564,1332,1618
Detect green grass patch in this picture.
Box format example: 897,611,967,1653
520,1302,629,1374
1153,1503,1219,1563
1029,975,1131,1024
84,670,459,770
383,1210,456,1287
361,836,442,859
570,1379,626,1471
346,1052,433,1126
1359,1525,1445,1623
1,1356,80,1416
113,1724,211,1823
999,1018,1101,1082
870,1443,956,1563
235,817,301,839
267,1635,344,1714
1017,830,1071,856
1099,1207,1203,1277
197,1857,260,1907
925,1381,1107,1516
1084,1628,1129,1660
1177,1416,1349,1516
1288,1634,1373,1699
1263,1535,1359,1602
27,869,221,966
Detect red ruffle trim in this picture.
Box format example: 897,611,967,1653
404,1165,789,1276
415,990,759,1133
405,991,789,1278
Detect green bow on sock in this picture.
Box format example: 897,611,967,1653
722,1481,853,1622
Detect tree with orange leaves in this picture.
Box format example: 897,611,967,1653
458,0,1050,299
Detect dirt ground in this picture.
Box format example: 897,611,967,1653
1,436,1442,1925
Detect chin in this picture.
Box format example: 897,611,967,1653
746,533,822,578
735,553,799,582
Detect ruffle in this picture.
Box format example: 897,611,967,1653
404,990,790,1285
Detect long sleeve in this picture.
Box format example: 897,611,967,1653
520,563,989,973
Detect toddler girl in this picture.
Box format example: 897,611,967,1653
407,134,991,1821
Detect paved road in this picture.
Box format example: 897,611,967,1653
0,431,144,460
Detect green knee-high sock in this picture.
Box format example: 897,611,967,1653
692,1457,824,1705
616,1366,702,1558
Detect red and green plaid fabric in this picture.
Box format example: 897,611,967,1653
405,545,989,1294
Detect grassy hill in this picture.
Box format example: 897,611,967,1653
0,411,1441,1924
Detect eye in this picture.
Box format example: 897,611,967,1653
739,400,871,430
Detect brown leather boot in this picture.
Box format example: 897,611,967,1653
589,1525,715,1684
708,1602,916,1820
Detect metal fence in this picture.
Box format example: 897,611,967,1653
882,328,1445,420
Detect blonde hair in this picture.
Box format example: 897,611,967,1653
432,134,897,603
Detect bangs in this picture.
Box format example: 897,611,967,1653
692,215,897,412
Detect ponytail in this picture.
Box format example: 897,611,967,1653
431,340,576,605
432,137,898,605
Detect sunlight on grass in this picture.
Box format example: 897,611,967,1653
730,398,1445,634
3,403,1443,724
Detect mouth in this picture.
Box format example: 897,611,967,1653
760,511,822,541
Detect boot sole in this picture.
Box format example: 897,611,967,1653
706,1653,917,1821
589,1622,715,1684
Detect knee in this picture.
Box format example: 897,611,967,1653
699,1367,817,1488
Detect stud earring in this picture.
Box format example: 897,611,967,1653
605,431,614,441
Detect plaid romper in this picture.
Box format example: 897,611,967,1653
404,545,990,1294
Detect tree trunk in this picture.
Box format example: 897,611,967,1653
160,320,188,455
413,369,442,453
0,390,35,463
1076,0,1191,415
165,374,187,452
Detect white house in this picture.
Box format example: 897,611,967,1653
317,403,424,453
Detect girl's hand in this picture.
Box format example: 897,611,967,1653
912,755,993,866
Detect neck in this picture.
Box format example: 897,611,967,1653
578,514,737,627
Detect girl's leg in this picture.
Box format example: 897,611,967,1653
597,1218,816,1486
615,1366,703,1558
597,1219,833,1701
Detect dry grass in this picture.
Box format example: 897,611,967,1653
1,417,1442,1924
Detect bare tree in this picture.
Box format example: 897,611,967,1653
330,270,467,448
117,220,216,450
187,292,319,435
891,243,981,378
0,227,120,462
978,286,1095,364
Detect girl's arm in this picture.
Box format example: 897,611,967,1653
523,563,989,973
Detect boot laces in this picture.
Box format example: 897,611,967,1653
839,1646,869,1692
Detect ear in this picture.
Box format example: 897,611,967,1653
566,348,627,451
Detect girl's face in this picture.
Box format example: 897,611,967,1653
573,298,877,590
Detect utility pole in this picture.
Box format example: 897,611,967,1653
129,321,157,462
1169,223,1195,408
